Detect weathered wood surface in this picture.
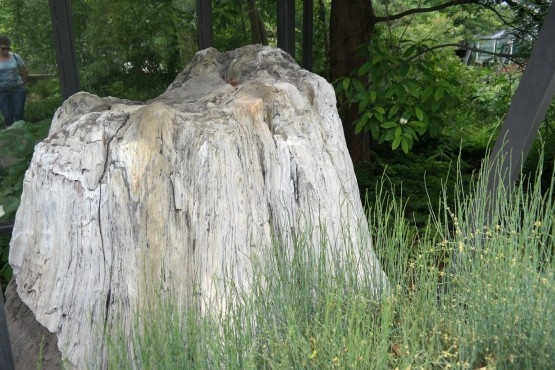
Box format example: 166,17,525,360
7,45,387,368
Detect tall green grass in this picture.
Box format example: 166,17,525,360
106,152,554,369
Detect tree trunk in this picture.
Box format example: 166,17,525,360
329,0,376,164
256,6,269,45
247,0,268,45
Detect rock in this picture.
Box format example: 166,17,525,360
4,280,63,370
7,45,387,368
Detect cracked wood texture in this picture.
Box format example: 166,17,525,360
7,45,387,368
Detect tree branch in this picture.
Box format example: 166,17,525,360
404,43,525,66
375,0,481,23
479,3,530,37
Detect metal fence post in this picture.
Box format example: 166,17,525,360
277,0,295,59
48,0,80,100
0,222,14,236
197,0,213,50
483,3,555,219
303,0,313,70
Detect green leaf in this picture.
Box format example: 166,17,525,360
404,126,417,138
355,120,365,135
335,83,344,94
343,78,351,91
415,107,424,121
353,79,365,93
358,95,371,113
388,104,400,119
396,88,406,101
395,127,402,138
421,87,433,101
401,137,409,153
403,45,417,58
406,83,420,98
415,123,427,135
381,121,398,128
358,62,373,76
354,114,369,135
374,106,385,114
438,80,451,88
370,123,380,140
374,113,384,122
431,100,441,112
417,64,434,79
384,130,396,141
397,63,410,77
404,133,414,147
385,86,397,99
392,136,402,150
0,196,20,220
447,77,461,87
370,91,377,102
434,87,445,101
408,121,425,128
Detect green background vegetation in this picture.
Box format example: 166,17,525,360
0,0,554,367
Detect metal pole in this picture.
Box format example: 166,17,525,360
484,2,555,217
0,298,15,370
0,221,14,236
48,0,80,100
197,0,213,50
277,0,295,59
303,0,313,70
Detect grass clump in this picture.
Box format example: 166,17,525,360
107,152,554,369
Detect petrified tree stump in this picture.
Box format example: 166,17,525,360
7,45,387,368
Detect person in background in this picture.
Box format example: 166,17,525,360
0,35,28,127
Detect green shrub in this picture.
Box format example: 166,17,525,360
24,77,63,123
25,96,62,124
336,42,472,153
28,77,61,100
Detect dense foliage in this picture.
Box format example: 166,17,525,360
337,43,468,153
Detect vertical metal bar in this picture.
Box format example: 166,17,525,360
277,0,295,59
484,2,555,215
303,0,313,70
197,0,213,50
48,0,80,100
0,299,15,370
0,221,14,236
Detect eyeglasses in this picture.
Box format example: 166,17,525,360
0,47,11,51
